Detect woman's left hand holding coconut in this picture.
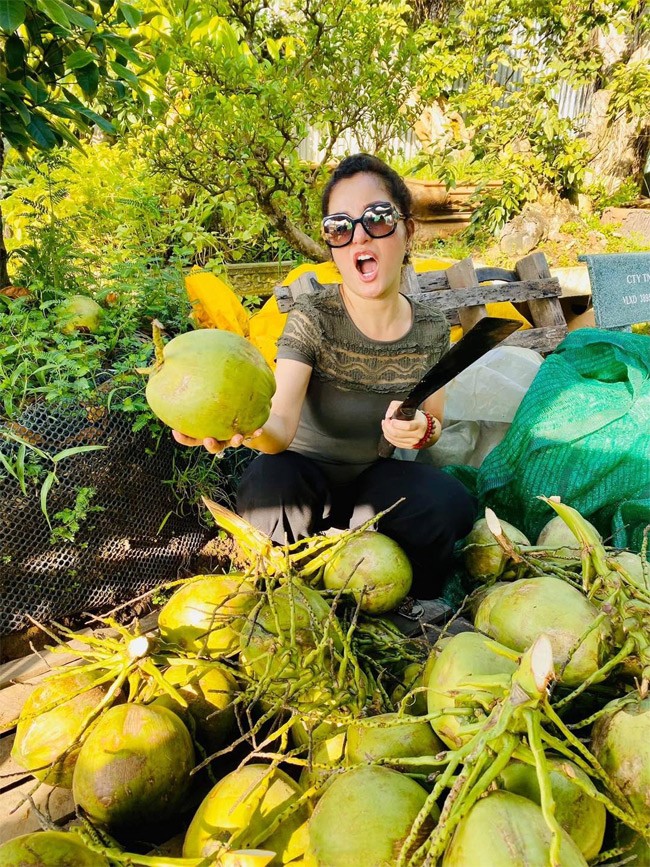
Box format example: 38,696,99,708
171,428,263,455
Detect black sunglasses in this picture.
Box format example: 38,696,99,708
321,202,405,248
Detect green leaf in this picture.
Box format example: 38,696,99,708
5,32,25,70
36,0,71,29
42,100,76,118
70,104,115,133
119,1,141,27
60,2,96,29
1,89,31,124
47,114,85,149
75,61,99,97
0,115,31,150
101,33,141,65
66,48,96,69
109,59,139,88
40,471,57,526
0,452,20,485
15,443,26,494
52,444,107,463
26,111,60,148
0,0,26,32
24,77,50,105
155,52,171,75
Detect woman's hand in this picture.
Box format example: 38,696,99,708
381,402,438,450
172,429,263,455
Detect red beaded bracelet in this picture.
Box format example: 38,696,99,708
413,411,437,449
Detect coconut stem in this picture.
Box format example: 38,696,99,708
552,636,635,710
524,708,563,866
152,319,166,368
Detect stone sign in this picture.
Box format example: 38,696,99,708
579,253,650,328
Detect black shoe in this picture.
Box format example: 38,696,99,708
387,597,453,637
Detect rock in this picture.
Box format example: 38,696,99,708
499,208,548,256
586,230,608,251
602,208,650,244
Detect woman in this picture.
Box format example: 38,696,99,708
174,153,476,604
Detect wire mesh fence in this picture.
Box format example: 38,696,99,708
0,403,229,635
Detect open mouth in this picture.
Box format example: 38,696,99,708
354,253,379,280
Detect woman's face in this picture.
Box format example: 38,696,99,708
326,172,413,301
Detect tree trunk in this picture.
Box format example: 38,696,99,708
250,177,329,262
0,138,10,289
584,33,650,193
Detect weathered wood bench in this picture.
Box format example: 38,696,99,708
274,252,568,355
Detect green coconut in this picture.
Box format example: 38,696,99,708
426,631,519,749
72,703,195,837
150,661,237,752
442,790,588,866
306,765,438,867
391,662,428,715
0,831,109,867
158,573,256,657
183,763,310,865
11,668,115,788
608,550,650,591
299,732,347,793
590,695,650,824
536,514,602,560
498,757,606,860
145,328,275,441
473,575,612,687
462,516,530,583
239,583,337,684
345,712,444,774
56,295,103,334
322,531,412,615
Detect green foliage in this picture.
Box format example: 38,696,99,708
608,58,650,120
0,0,152,154
585,176,643,213
141,0,422,261
415,0,648,231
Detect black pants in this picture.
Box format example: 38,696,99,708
236,452,477,599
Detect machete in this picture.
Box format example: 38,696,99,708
378,316,522,458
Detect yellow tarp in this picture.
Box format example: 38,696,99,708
185,269,250,337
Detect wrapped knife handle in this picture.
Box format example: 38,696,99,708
377,404,418,458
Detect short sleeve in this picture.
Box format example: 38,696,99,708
276,303,321,367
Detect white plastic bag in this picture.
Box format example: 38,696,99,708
418,346,544,468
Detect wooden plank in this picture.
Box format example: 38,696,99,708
409,279,562,311
446,258,487,331
414,272,451,292
399,264,420,295
0,780,75,843
516,254,567,329
0,734,24,788
503,325,568,354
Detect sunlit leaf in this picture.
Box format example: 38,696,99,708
66,48,97,70
0,0,26,32
36,0,71,30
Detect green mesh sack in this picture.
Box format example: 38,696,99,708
476,328,650,550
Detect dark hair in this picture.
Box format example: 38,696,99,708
321,153,412,218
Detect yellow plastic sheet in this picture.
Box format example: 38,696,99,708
248,295,286,368
185,269,250,337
